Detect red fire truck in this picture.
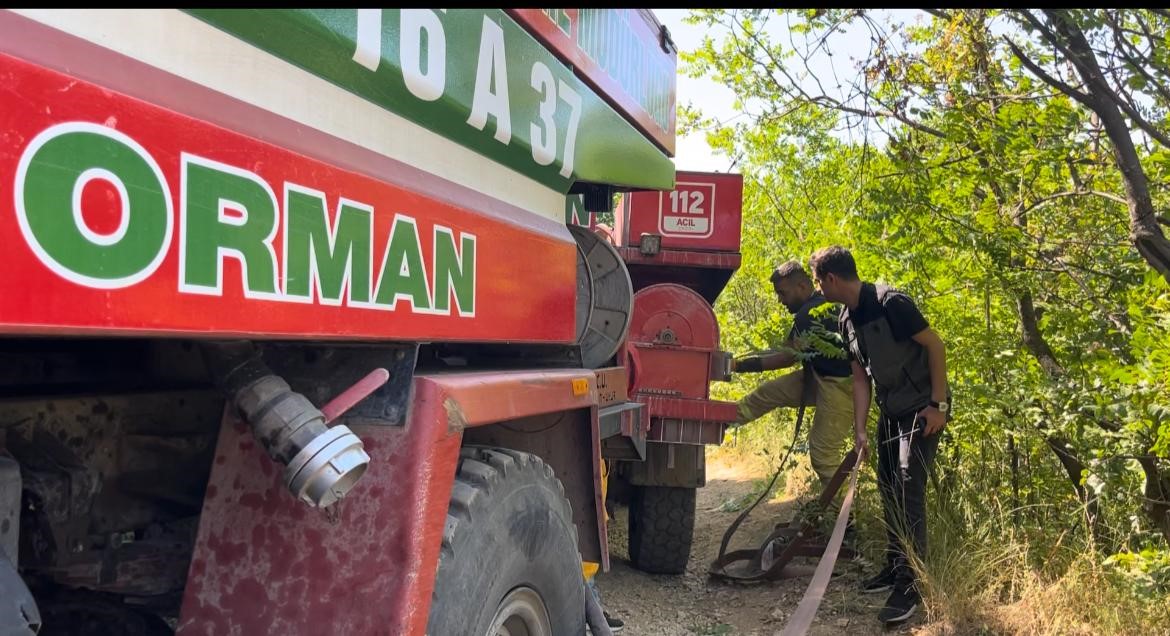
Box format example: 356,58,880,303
0,8,742,635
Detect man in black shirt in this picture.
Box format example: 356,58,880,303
810,245,951,626
730,260,854,497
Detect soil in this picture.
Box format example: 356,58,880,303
595,452,923,636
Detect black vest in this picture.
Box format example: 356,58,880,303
840,285,933,418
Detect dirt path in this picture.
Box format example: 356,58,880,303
595,453,917,636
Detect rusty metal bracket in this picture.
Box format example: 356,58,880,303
261,343,418,427
598,402,645,461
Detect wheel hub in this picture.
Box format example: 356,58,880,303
488,586,552,636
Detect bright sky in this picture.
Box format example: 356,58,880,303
655,9,925,173
654,9,738,173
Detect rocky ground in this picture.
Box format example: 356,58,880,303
594,453,925,636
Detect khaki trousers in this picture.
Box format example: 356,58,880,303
735,368,854,489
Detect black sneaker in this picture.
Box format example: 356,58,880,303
586,611,623,634
860,565,896,594
878,584,920,625
605,611,624,633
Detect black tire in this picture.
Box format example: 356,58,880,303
428,446,585,636
627,485,696,574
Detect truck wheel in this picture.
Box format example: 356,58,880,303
627,485,696,574
428,447,585,636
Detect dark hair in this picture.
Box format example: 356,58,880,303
770,260,809,284
809,246,859,281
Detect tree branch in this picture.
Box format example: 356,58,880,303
1042,9,1170,150
745,12,945,138
1005,38,1093,108
1107,16,1170,105
1042,10,1170,283
1017,189,1128,218
1044,433,1109,544
1018,291,1064,377
1014,9,1085,71
759,186,802,239
806,95,946,137
1136,453,1170,543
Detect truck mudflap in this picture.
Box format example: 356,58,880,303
177,368,603,635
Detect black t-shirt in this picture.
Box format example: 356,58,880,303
844,283,929,365
789,292,852,378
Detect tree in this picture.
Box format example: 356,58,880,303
687,8,1170,545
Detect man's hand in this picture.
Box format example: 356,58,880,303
733,356,766,373
854,430,869,462
920,405,946,436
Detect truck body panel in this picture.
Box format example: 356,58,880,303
0,11,589,343
185,9,675,193
616,171,744,252
0,51,575,342
6,10,570,224
508,9,677,156
613,171,745,304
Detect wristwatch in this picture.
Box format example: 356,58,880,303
930,400,950,414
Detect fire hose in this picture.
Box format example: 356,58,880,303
708,365,863,635
709,366,816,581
779,454,860,636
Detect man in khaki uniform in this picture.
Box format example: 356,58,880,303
731,261,854,493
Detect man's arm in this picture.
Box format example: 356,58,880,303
911,326,948,436
851,360,871,461
733,342,798,372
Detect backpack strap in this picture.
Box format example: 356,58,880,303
841,284,900,377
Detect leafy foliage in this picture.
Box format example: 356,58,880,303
688,8,1170,632
1105,546,1170,597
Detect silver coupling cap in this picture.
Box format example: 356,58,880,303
284,425,370,508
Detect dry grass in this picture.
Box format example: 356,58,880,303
709,445,1170,636
919,532,1170,636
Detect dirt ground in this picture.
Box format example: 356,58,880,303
595,452,922,636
